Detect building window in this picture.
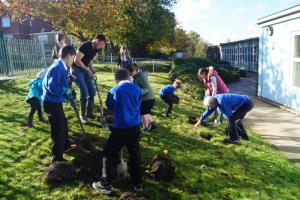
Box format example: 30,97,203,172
293,34,300,87
2,17,11,28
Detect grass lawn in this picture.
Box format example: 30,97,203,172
1,67,300,200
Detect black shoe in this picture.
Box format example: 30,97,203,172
223,138,240,145
230,140,240,145
143,126,151,132
150,121,157,131
26,123,34,128
86,114,96,119
93,178,112,195
133,184,143,192
241,136,249,141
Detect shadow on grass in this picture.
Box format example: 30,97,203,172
0,180,38,200
0,113,49,133
0,80,28,95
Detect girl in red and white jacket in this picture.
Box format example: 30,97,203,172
198,66,229,124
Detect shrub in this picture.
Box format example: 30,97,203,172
169,57,240,100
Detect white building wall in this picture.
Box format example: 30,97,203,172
259,17,300,110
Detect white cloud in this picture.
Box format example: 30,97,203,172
174,0,217,26
237,6,247,13
256,2,266,10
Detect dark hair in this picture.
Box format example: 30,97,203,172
198,68,208,75
56,33,65,42
115,69,129,81
125,63,138,73
60,45,76,58
94,33,106,42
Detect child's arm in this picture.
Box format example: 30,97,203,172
106,91,115,111
47,68,68,96
210,76,217,97
138,77,150,96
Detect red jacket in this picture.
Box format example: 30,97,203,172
202,70,229,96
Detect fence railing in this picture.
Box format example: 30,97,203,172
0,39,173,79
96,55,173,73
0,38,47,78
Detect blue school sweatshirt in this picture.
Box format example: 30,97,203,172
106,80,142,129
159,85,175,97
42,59,70,103
26,78,44,102
199,93,251,121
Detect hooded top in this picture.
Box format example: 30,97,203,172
26,78,44,102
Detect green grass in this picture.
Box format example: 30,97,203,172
1,68,300,200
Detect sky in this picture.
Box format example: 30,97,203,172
172,0,300,45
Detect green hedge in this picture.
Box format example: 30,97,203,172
169,58,240,100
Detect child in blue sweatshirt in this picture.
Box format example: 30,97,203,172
93,69,142,195
159,79,182,117
195,93,254,144
25,70,48,127
42,45,76,163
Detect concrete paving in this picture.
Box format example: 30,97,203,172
229,74,300,167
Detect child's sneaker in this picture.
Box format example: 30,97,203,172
93,179,112,195
133,184,143,192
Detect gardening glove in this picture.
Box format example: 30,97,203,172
63,87,72,96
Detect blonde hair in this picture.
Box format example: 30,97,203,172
208,66,214,76
173,79,182,89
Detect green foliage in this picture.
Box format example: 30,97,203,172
187,31,209,57
1,0,177,57
0,71,300,199
169,58,240,99
173,28,190,52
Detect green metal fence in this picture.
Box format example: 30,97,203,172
0,38,47,78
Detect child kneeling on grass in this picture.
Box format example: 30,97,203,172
195,93,254,145
93,69,142,195
159,79,182,117
42,45,76,163
125,63,157,131
25,70,48,127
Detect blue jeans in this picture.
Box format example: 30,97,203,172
71,67,96,101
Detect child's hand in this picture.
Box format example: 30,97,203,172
195,120,201,127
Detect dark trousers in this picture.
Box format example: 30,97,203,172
227,100,254,142
102,125,142,185
161,94,179,115
27,97,42,120
43,101,69,160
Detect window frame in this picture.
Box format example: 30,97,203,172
291,31,300,88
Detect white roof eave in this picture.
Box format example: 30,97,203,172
257,4,300,27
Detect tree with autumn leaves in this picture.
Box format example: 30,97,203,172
0,0,209,57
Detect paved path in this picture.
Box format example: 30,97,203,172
229,74,300,167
